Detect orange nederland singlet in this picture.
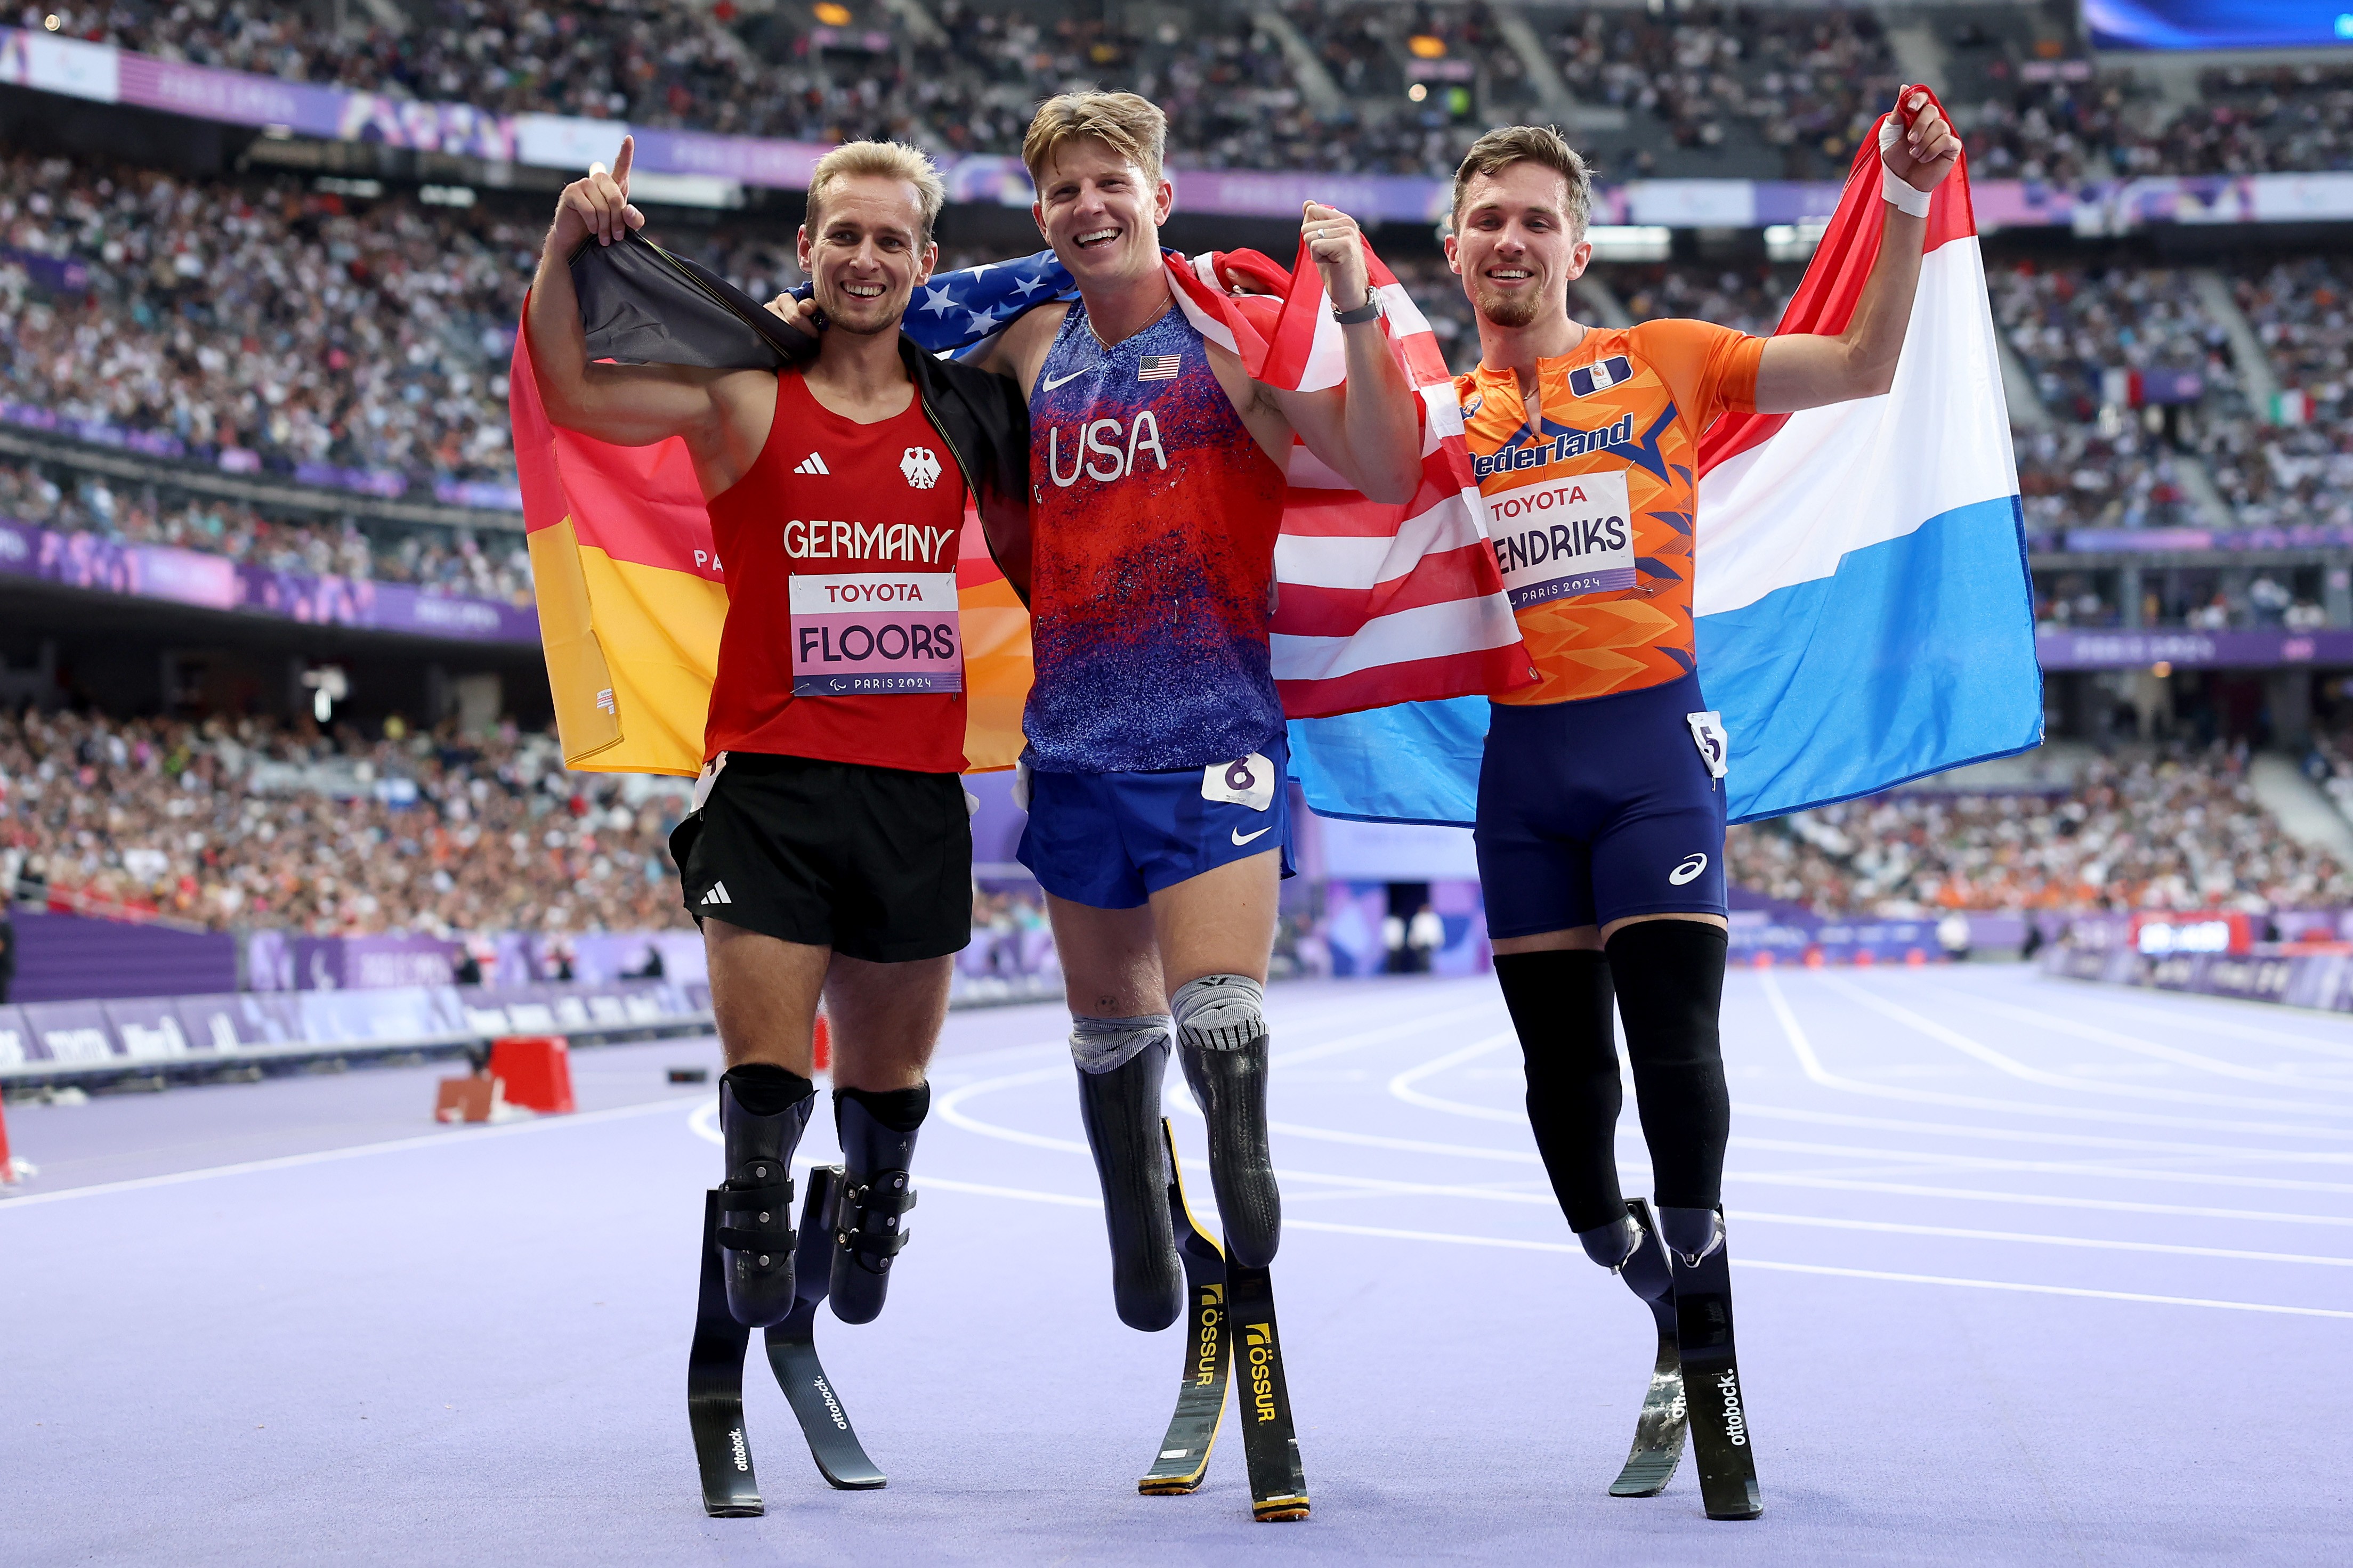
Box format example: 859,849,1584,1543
1456,318,1764,706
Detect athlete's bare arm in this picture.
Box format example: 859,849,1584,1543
1753,90,1961,414
964,302,1075,400
525,135,774,496
1204,202,1420,503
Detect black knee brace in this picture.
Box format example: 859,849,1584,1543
1605,920,1730,1215
1494,948,1627,1234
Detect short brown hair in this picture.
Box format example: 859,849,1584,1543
1022,91,1168,189
805,140,947,245
1450,125,1594,238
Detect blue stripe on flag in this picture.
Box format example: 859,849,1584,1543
1287,696,1489,828
1699,493,2043,823
1287,494,2042,829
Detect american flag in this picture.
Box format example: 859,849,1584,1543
1137,354,1182,381
903,241,1531,719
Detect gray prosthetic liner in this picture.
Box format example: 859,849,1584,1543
1072,1014,1183,1331
1171,974,1281,1268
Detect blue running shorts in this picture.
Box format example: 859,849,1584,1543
1018,742,1297,910
1474,672,1728,938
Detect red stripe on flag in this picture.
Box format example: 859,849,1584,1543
1277,644,1534,720
1699,86,1975,479
1272,543,1507,638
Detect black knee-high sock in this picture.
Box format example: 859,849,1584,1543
1605,921,1731,1213
1495,949,1627,1233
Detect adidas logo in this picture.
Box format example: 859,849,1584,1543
794,453,829,476
701,881,733,906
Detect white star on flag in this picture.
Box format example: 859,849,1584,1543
920,282,956,317
963,306,999,334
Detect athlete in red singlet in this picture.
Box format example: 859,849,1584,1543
526,137,1027,1334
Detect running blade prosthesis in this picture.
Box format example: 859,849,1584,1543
1607,1199,1689,1500
1134,1120,1308,1522
1668,1208,1762,1521
688,1167,886,1516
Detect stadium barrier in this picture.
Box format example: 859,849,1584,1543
2038,941,2353,1012
0,511,536,641
0,970,1063,1087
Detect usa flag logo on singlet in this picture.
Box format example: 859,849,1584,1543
1137,354,1181,381
1568,356,1633,397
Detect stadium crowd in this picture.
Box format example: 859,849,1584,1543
0,457,535,600
0,708,688,936
1725,744,2353,916
0,149,528,488
26,1,2353,183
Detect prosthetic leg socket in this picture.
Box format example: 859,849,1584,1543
1173,974,1280,1269
717,1070,816,1328
830,1086,925,1325
1074,1028,1183,1331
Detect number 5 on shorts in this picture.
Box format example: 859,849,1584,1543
1201,753,1276,812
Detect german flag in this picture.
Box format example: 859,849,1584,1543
508,236,1030,777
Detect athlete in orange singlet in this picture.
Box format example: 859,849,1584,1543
1449,103,1960,1517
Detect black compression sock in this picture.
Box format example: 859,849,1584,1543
835,1082,931,1134
1495,948,1628,1233
1604,921,1731,1213
719,1063,816,1117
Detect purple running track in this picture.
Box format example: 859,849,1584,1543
1,968,2347,1566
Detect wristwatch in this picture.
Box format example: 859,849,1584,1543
1332,290,1382,326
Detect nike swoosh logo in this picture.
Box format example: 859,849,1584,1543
1232,825,1273,847
1041,369,1089,392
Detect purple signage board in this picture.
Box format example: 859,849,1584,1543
0,513,533,643
8,909,239,1003
18,1000,118,1063
176,993,303,1051
2042,943,2353,1011
101,996,195,1060
0,1005,34,1067
2037,630,2353,671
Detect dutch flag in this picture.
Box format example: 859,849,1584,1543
1286,91,2040,826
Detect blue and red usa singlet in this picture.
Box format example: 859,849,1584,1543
1023,299,1288,773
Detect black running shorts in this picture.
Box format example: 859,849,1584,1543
669,752,972,963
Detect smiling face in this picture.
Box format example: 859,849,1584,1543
796,174,937,337
1031,138,1173,290
1446,161,1592,333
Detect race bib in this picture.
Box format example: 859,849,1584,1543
1487,469,1636,609
1686,710,1729,779
1201,753,1277,812
789,572,961,696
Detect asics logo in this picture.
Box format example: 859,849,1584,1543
1668,854,1707,887
1041,368,1090,392
1232,825,1273,847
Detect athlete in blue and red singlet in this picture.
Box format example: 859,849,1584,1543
969,91,1422,1340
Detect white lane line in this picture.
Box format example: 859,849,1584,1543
1727,1134,2353,1195
1759,972,2353,1140
0,1095,702,1210
1262,1221,2353,1321
935,1066,1091,1153
1934,988,2353,1092
2064,992,2353,1061
1387,1031,1518,1119
1736,1170,2353,1228
1273,999,1508,1067
1736,1102,2353,1166
1728,1209,2353,1268
1822,973,2343,1116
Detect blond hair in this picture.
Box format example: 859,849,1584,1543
1022,91,1168,188
1450,125,1594,239
805,140,947,245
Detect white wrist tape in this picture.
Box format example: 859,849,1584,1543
1878,110,1935,218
